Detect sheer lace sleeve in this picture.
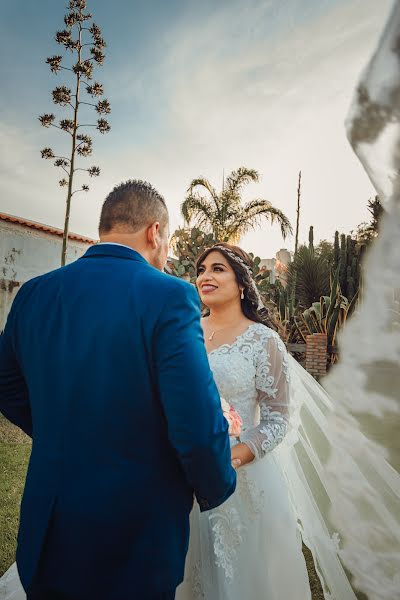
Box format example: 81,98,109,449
240,330,290,460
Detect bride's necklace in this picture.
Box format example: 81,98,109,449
208,324,237,342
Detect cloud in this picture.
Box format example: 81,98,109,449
0,123,58,221
105,0,392,255
0,0,393,257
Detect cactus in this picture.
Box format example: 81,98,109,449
333,231,340,270
276,228,361,353
169,227,217,282
334,232,361,301
248,253,273,301
299,266,359,364
308,225,314,250
339,234,347,291
269,283,302,344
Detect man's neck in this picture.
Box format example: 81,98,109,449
100,233,139,248
99,235,150,261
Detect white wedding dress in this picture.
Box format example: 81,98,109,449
176,322,312,600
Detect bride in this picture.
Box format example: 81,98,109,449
176,242,312,600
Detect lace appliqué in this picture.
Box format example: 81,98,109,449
259,406,289,454
209,505,243,580
255,333,290,392
206,469,264,583
189,562,205,599
209,323,289,428
237,467,265,518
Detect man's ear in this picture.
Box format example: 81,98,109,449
146,222,161,248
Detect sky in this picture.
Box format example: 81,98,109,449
0,0,393,258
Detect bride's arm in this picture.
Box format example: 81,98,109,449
239,332,290,462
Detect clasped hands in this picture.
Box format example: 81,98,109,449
231,442,255,469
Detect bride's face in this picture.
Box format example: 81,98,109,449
196,251,241,308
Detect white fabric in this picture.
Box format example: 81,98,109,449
177,323,313,600
316,2,400,597
95,242,135,250
0,564,24,600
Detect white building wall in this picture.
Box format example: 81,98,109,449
259,258,276,283
0,220,93,330
276,248,292,266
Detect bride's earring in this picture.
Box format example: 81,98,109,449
241,289,245,300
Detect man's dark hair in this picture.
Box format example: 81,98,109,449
99,179,169,234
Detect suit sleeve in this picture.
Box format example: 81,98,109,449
0,288,32,437
154,282,236,511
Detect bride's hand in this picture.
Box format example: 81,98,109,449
231,443,255,468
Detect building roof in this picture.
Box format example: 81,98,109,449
0,212,97,244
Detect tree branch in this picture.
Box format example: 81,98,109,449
71,187,88,196
50,124,72,134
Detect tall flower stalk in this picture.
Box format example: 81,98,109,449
39,0,111,265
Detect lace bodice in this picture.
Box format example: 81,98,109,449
208,323,290,460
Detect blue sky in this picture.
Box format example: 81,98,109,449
0,0,393,257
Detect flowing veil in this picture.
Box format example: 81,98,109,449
279,3,400,598
278,355,400,599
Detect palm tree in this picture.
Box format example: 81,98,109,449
181,167,292,243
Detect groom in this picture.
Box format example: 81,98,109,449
0,180,236,600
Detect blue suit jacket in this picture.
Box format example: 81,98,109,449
0,244,236,598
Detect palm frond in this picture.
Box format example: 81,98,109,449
225,167,259,195
187,177,221,214
180,194,215,231
227,199,293,240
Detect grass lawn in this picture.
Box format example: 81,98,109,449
0,415,31,577
0,415,324,598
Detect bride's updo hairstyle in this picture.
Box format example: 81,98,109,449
196,242,276,330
